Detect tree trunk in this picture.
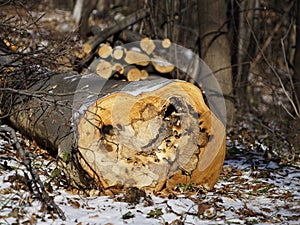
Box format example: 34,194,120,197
2,71,226,193
294,1,300,113
289,0,300,153
73,0,98,38
235,0,260,108
198,0,235,126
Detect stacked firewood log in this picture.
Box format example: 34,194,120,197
85,36,173,81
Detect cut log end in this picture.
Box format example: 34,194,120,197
113,47,125,60
152,55,174,73
124,50,150,67
98,43,113,58
140,69,149,80
126,67,142,81
83,43,92,54
162,38,171,48
96,61,112,79
140,37,156,55
112,63,125,74
77,79,225,192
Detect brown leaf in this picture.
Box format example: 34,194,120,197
252,183,264,192
236,170,243,176
240,204,257,217
8,207,19,218
68,199,81,209
170,219,184,225
89,214,99,218
198,203,210,215
261,207,272,213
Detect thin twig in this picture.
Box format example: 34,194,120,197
280,17,300,113
243,1,299,117
0,125,66,220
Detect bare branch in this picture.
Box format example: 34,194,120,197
0,125,66,220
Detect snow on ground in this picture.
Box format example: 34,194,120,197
0,130,300,225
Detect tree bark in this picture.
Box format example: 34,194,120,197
1,71,226,193
235,0,260,108
74,0,98,38
2,72,98,189
294,0,300,113
198,0,235,126
289,0,300,152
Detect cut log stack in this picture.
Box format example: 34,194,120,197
79,8,176,82
97,43,113,58
85,36,174,82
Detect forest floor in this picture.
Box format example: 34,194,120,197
0,125,300,225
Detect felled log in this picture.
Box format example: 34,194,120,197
83,8,150,54
1,72,98,189
97,43,113,58
140,69,149,80
118,30,171,51
75,76,226,191
89,59,113,79
118,29,145,43
106,63,148,81
124,66,149,81
112,63,125,75
118,31,171,56
140,37,156,55
1,71,226,193
88,56,149,81
151,54,175,73
162,38,171,49
112,46,125,60
124,49,150,67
